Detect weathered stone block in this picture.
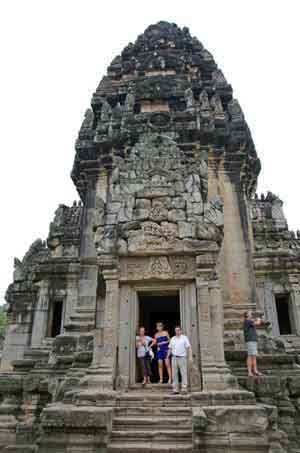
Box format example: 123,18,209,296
172,197,186,209
168,209,186,222
133,208,149,221
178,221,196,238
135,199,151,210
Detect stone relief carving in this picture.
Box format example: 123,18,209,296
120,256,196,280
252,192,298,252
94,133,223,255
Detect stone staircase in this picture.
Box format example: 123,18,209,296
107,385,193,452
281,334,300,355
64,307,96,333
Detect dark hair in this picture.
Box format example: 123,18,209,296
243,311,250,319
174,325,182,330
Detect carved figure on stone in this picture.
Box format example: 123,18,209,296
80,108,94,131
212,69,227,86
204,196,224,227
124,86,135,113
185,87,195,109
210,93,223,115
93,197,106,231
199,90,210,111
228,99,244,122
147,256,172,278
13,258,24,282
100,98,112,121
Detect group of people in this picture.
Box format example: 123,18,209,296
136,322,192,394
136,311,263,393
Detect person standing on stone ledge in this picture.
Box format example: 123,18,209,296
168,326,192,394
243,311,262,377
154,322,172,384
136,327,155,386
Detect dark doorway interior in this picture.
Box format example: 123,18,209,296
47,299,63,338
275,294,292,335
137,291,180,383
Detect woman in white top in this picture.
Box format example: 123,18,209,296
136,326,154,385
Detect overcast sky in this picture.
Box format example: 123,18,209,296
0,1,299,304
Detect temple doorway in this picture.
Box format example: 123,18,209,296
137,290,180,383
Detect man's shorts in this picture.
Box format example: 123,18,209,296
246,341,258,356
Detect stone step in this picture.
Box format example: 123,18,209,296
129,383,173,392
4,446,36,453
110,429,193,443
116,393,191,408
107,441,193,452
113,416,192,430
114,406,192,417
64,322,94,332
70,314,95,322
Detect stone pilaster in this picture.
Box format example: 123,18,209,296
30,280,49,346
208,149,257,328
196,255,237,390
288,274,300,335
82,263,120,391
263,279,280,336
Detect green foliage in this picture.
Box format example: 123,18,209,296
0,308,7,339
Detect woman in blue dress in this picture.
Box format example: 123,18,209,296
154,322,172,384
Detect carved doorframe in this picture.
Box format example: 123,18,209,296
117,280,199,388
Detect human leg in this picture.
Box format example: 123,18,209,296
145,355,152,382
247,355,253,376
164,357,172,384
139,357,148,384
178,357,188,391
247,342,258,376
158,359,164,383
172,357,179,393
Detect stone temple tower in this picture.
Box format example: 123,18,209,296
2,21,300,452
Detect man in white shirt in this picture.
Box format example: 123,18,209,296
167,326,192,394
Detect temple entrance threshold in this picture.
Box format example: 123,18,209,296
138,291,180,383
118,280,198,389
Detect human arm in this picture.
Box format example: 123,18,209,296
185,337,193,363
167,338,173,359
136,336,142,348
254,317,262,326
148,337,156,348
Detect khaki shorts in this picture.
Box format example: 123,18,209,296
247,341,258,356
